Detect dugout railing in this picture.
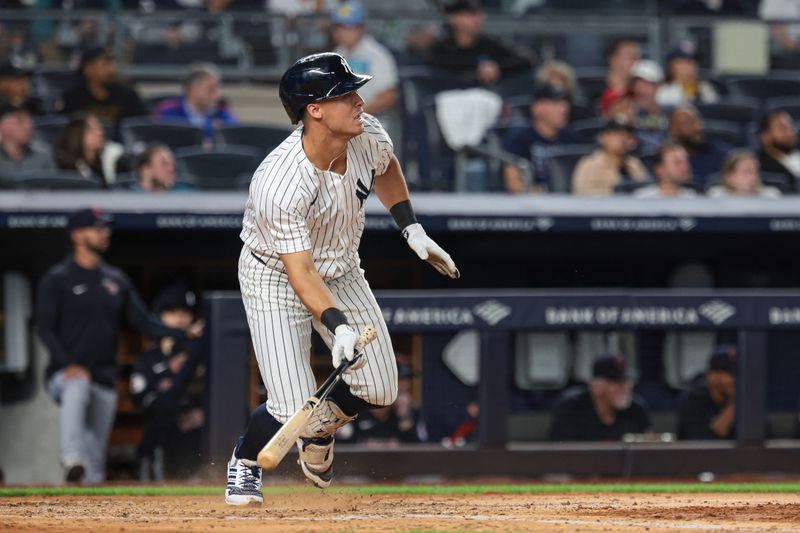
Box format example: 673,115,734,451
204,289,800,478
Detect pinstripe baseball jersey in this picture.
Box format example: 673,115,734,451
240,113,393,280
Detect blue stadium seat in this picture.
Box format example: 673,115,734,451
703,119,743,147
33,115,69,148
216,125,292,153
569,117,605,144
175,146,262,190
543,144,596,193
120,118,204,154
13,172,102,190
765,96,800,122
727,76,800,102
696,99,760,128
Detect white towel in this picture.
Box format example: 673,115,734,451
435,88,502,150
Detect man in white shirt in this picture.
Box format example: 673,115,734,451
634,143,698,198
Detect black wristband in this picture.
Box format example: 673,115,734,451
321,307,349,333
389,200,417,231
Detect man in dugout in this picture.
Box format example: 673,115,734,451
130,283,205,480
678,345,737,440
549,353,651,441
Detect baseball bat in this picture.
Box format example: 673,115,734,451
256,325,377,470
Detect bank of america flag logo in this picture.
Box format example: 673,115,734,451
473,300,512,326
699,300,736,325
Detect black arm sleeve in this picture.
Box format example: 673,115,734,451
122,275,187,341
35,274,70,368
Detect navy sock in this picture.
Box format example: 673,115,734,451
327,379,380,417
235,403,282,461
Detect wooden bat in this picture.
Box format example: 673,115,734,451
256,325,377,470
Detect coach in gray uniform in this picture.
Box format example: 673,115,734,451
226,52,459,505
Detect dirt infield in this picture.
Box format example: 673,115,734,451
1,491,799,532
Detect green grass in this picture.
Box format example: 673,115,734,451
1,482,799,498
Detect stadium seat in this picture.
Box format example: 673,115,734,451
33,68,80,111
575,68,608,105
13,172,102,190
726,77,800,102
703,119,742,147
569,117,605,144
696,99,760,128
143,94,181,114
764,96,800,121
120,118,204,154
543,144,596,193
216,125,292,153
33,115,69,147
175,146,262,189
514,332,571,390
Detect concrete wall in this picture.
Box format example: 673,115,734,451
0,341,62,485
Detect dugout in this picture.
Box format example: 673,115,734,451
2,192,800,481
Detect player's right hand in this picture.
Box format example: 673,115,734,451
332,325,365,371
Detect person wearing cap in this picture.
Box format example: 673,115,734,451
677,346,737,440
572,119,648,196
425,0,530,86
655,46,719,108
330,1,398,120
0,62,44,115
549,353,651,442
130,283,205,480
501,83,576,193
35,208,203,483
633,142,698,198
154,63,237,143
629,59,667,132
0,101,56,179
668,105,730,187
58,46,148,138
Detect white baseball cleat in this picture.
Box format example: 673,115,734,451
225,445,263,506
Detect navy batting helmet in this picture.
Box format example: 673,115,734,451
279,52,372,124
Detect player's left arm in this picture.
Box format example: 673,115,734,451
374,155,460,279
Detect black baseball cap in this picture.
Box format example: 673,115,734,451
666,46,696,64
708,345,736,375
0,62,29,79
592,353,633,382
0,101,33,119
531,83,569,103
153,283,197,313
66,208,113,231
601,117,635,134
442,0,482,14
78,46,113,71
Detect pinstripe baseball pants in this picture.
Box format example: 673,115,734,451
238,247,398,424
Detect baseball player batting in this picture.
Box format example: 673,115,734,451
225,52,460,505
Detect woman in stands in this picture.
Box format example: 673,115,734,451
708,149,782,198
56,112,132,187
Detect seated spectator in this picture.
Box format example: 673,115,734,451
599,38,641,108
629,59,667,132
56,112,132,186
155,63,236,142
678,346,737,440
0,101,55,178
634,142,697,198
0,62,44,115
425,0,530,86
760,0,800,70
130,284,205,480
351,364,426,446
668,105,729,187
331,1,398,118
134,143,192,192
572,119,647,196
757,110,800,191
535,60,585,106
656,46,719,107
59,47,148,138
502,84,575,193
549,353,650,442
708,150,782,198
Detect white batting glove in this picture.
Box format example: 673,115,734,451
332,325,366,371
403,223,460,279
